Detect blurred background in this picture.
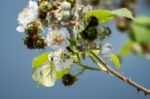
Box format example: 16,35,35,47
0,0,150,99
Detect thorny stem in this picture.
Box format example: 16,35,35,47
90,51,150,95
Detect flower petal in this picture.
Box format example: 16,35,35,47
16,25,25,32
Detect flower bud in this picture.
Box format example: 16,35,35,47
61,1,71,10
132,43,143,55
39,1,52,13
117,20,128,32
37,0,50,6
62,74,77,86
62,10,71,21
26,23,37,35
116,17,132,32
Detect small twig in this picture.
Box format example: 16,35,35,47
75,68,86,77
89,55,107,71
90,51,150,95
76,63,102,71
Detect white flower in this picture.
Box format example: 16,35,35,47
73,26,78,38
101,43,112,58
72,22,80,38
61,1,71,10
48,49,73,71
47,27,70,50
71,4,80,20
62,10,71,20
32,63,56,87
16,0,38,32
79,5,93,15
48,7,63,22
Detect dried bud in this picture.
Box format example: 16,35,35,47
36,38,47,49
26,21,43,36
66,0,76,8
38,11,47,20
62,74,77,86
23,36,36,49
81,26,98,41
23,35,46,49
89,16,99,27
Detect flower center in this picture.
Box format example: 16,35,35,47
52,32,65,45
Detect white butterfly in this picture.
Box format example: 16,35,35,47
32,62,56,87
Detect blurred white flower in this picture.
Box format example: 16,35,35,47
54,9,63,22
61,1,71,10
48,49,73,71
71,5,80,20
101,43,112,58
72,22,80,38
16,0,38,32
47,27,70,50
32,63,56,87
79,5,93,15
62,10,71,20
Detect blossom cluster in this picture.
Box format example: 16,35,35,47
17,0,112,87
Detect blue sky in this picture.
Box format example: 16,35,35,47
0,0,150,99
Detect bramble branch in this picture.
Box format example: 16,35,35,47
90,51,150,95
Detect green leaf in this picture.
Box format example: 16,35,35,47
56,67,71,79
32,52,50,70
85,8,134,24
85,9,114,23
130,23,150,43
111,8,135,20
134,16,150,25
110,54,121,69
118,40,134,57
